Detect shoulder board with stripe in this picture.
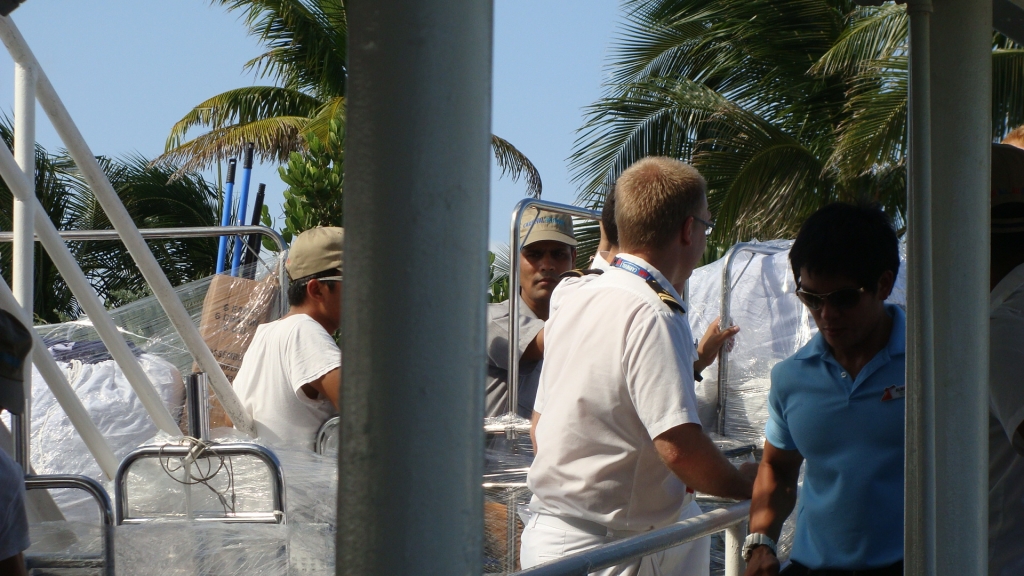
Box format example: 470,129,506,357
646,278,685,314
558,268,604,281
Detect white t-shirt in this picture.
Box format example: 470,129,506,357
233,314,341,450
529,253,701,532
989,264,1024,576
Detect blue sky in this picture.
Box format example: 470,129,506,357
0,0,622,246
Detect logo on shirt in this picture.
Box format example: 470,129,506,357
881,385,906,401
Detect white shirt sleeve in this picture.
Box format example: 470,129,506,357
285,317,342,399
991,311,1024,453
623,310,701,439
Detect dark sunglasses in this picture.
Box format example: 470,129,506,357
795,286,866,311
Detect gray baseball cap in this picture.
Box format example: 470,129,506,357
286,227,345,279
0,309,31,414
519,210,577,247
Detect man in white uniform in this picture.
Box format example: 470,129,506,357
522,157,756,575
233,227,343,450
988,143,1024,576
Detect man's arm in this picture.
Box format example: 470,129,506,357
744,440,804,576
694,317,739,373
653,423,756,500
301,367,341,410
0,553,27,576
530,410,541,454
522,329,544,363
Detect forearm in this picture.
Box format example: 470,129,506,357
655,425,753,500
748,460,799,541
530,411,541,454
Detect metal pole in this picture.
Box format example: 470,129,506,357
0,277,118,480
216,159,237,274
185,372,210,441
925,1,989,574
230,144,255,276
11,58,33,474
0,132,180,436
340,0,491,572
904,2,936,575
723,522,747,576
0,16,256,437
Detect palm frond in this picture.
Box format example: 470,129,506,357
993,46,1024,137
157,115,309,174
492,134,543,198
810,3,907,77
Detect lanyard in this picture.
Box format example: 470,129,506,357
611,257,654,281
611,257,684,314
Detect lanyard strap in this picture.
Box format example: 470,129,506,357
611,257,684,314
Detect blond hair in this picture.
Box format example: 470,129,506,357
614,157,707,250
1003,125,1024,149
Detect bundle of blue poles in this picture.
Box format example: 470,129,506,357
215,143,267,280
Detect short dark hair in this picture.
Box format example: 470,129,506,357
288,269,341,307
601,187,619,246
790,203,899,291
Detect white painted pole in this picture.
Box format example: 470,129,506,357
723,523,746,576
0,16,255,437
0,277,118,480
0,132,180,436
904,2,936,575
10,58,33,474
926,0,990,574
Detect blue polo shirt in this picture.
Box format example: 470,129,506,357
765,304,905,570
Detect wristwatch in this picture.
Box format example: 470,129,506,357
742,533,777,562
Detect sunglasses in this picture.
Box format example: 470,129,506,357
795,286,866,311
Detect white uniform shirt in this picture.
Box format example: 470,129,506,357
589,251,611,271
233,314,340,450
989,263,1024,576
529,253,701,532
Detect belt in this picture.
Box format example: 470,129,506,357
531,493,696,540
783,560,903,576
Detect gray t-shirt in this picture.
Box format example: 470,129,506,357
0,446,28,561
486,297,545,418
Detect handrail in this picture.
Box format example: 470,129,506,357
315,416,340,455
115,442,287,525
507,199,601,429
717,243,788,436
25,474,115,576
512,501,750,576
0,225,290,318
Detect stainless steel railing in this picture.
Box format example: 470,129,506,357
24,474,115,576
115,442,287,525
511,501,750,576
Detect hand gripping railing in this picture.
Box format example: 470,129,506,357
115,442,287,525
511,501,750,576
24,474,115,576
717,243,787,436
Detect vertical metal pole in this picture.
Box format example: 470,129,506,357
340,0,491,573
724,522,747,576
186,372,210,441
926,1,990,574
11,60,34,474
904,2,936,575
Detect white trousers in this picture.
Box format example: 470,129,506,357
520,501,711,576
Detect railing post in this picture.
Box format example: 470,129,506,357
185,372,210,441
11,58,34,474
724,521,747,576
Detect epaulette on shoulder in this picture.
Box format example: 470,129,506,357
558,268,604,281
646,278,685,314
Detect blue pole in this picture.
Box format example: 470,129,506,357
215,158,237,274
231,143,255,276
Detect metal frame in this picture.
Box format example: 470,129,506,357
24,474,115,576
315,416,340,455
507,199,601,428
510,501,749,576
716,242,788,437
0,224,290,318
115,442,287,525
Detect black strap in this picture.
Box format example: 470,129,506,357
644,278,685,314
558,268,604,281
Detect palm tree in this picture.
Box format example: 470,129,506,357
158,0,542,197
570,0,1024,256
0,119,221,322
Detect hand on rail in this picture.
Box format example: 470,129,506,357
739,461,759,483
695,316,739,373
743,545,779,576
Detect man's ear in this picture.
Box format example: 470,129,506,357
876,270,896,300
680,216,695,248
306,278,323,302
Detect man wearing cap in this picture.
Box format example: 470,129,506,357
987,142,1024,576
485,210,576,418
233,226,344,449
0,309,32,576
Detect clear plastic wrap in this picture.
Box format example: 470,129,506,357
483,416,533,574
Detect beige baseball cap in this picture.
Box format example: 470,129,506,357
519,209,577,247
286,226,344,279
992,143,1024,234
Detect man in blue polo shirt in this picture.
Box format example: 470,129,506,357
743,203,905,576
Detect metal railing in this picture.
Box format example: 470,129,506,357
24,474,115,576
716,243,787,436
315,416,340,456
0,224,290,318
511,501,750,576
115,442,287,525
